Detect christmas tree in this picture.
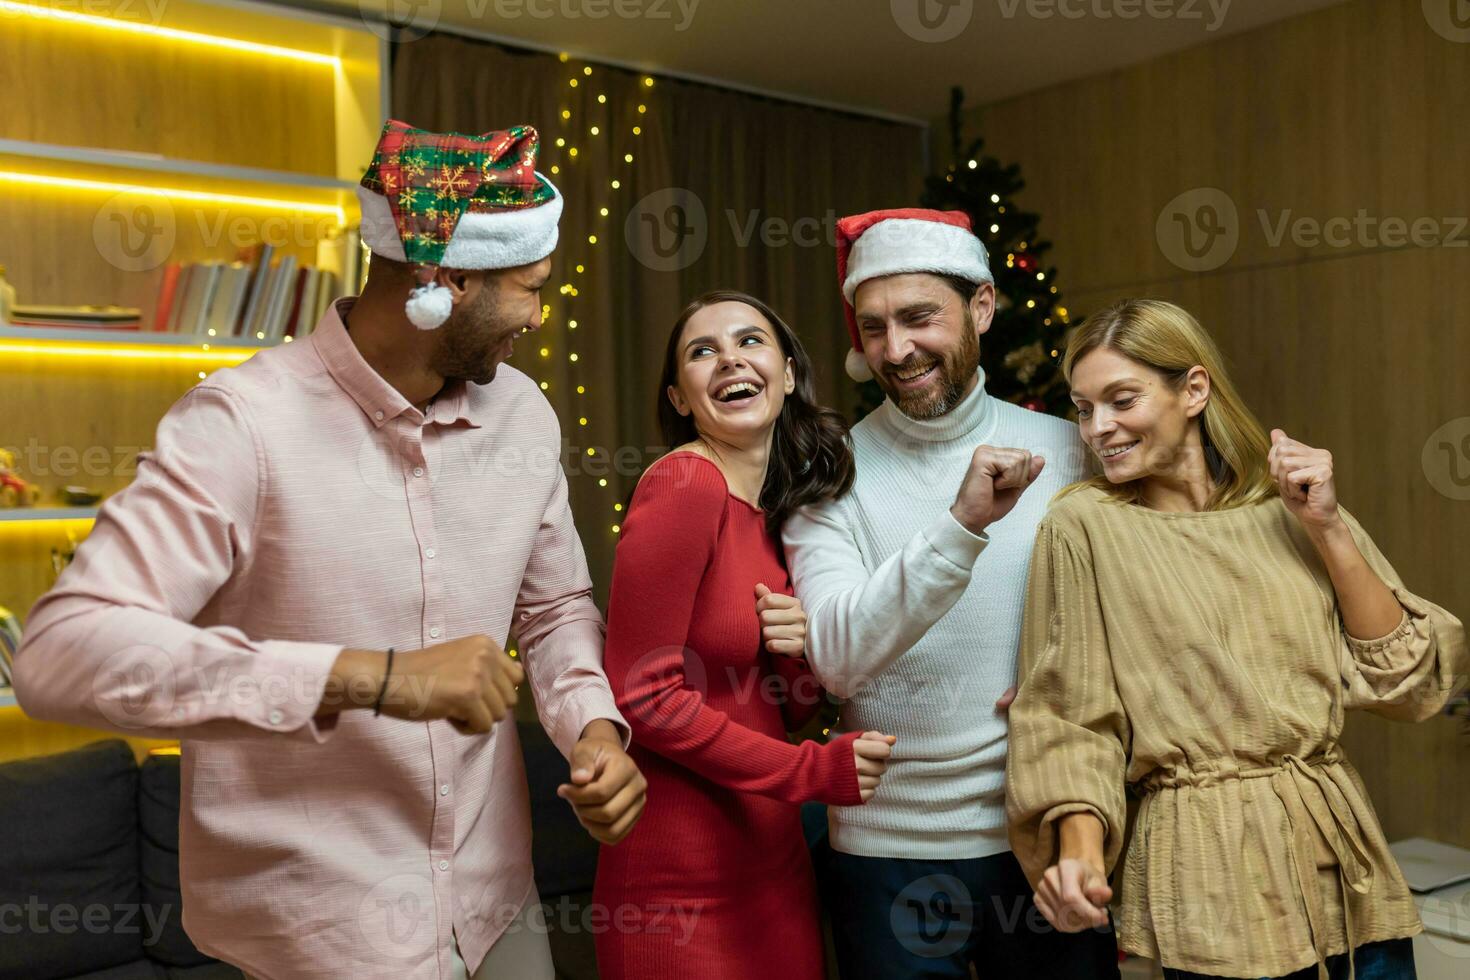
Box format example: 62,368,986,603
856,87,1075,419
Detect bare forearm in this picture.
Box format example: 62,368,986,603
1057,812,1106,873
1306,518,1403,640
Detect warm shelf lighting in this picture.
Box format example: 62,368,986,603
0,171,348,225
0,339,260,363
0,0,339,67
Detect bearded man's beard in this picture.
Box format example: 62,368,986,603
878,308,981,420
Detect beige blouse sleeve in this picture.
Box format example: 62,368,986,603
1006,518,1131,889
1335,508,1468,722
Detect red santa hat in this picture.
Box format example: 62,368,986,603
835,208,992,381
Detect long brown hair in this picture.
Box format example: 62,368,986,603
657,290,855,534
1059,298,1278,510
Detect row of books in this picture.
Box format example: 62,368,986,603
154,243,340,341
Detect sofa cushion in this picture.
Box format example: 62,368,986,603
138,754,213,969
0,739,143,980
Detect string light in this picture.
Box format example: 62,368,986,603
538,66,661,511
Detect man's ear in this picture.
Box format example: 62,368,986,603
666,384,691,417
436,267,476,306
971,282,996,337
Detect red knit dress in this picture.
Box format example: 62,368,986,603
593,452,863,980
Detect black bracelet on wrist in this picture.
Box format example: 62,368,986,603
373,647,395,717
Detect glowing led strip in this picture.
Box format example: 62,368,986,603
0,0,339,67
0,170,347,225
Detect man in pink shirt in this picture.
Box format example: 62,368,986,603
14,120,646,980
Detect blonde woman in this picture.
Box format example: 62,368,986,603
1005,299,1466,980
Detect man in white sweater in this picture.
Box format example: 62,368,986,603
783,209,1118,977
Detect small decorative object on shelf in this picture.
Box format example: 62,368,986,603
0,603,21,689
62,486,102,506
0,449,41,508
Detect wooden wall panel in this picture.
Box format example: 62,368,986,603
944,0,1470,847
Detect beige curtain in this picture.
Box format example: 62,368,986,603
391,33,925,602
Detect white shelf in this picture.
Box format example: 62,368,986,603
0,689,15,709
0,138,357,193
0,507,99,522
0,325,277,350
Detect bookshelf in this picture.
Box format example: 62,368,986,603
0,0,387,760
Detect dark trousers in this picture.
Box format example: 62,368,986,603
1161,938,1417,980
821,847,1121,980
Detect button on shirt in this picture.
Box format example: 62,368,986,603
14,298,629,980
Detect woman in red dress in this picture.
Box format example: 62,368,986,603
593,290,895,980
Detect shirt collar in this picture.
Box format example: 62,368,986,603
311,297,480,430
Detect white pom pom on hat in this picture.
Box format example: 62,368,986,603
845,348,873,383
404,281,454,330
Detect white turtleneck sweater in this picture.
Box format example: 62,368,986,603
782,370,1087,860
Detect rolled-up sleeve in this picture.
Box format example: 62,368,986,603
13,385,342,742
1335,509,1467,722
1006,520,1131,888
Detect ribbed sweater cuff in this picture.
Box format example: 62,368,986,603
815,731,864,807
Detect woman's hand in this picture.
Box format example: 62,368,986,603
853,730,895,802
1269,429,1342,532
1035,857,1113,932
755,583,807,658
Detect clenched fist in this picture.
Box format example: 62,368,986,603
951,445,1047,536
321,634,525,734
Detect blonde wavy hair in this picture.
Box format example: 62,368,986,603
1058,299,1278,511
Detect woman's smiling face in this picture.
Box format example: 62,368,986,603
1069,346,1209,483
666,301,795,445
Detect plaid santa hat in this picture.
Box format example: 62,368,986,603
835,208,992,381
356,119,563,329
